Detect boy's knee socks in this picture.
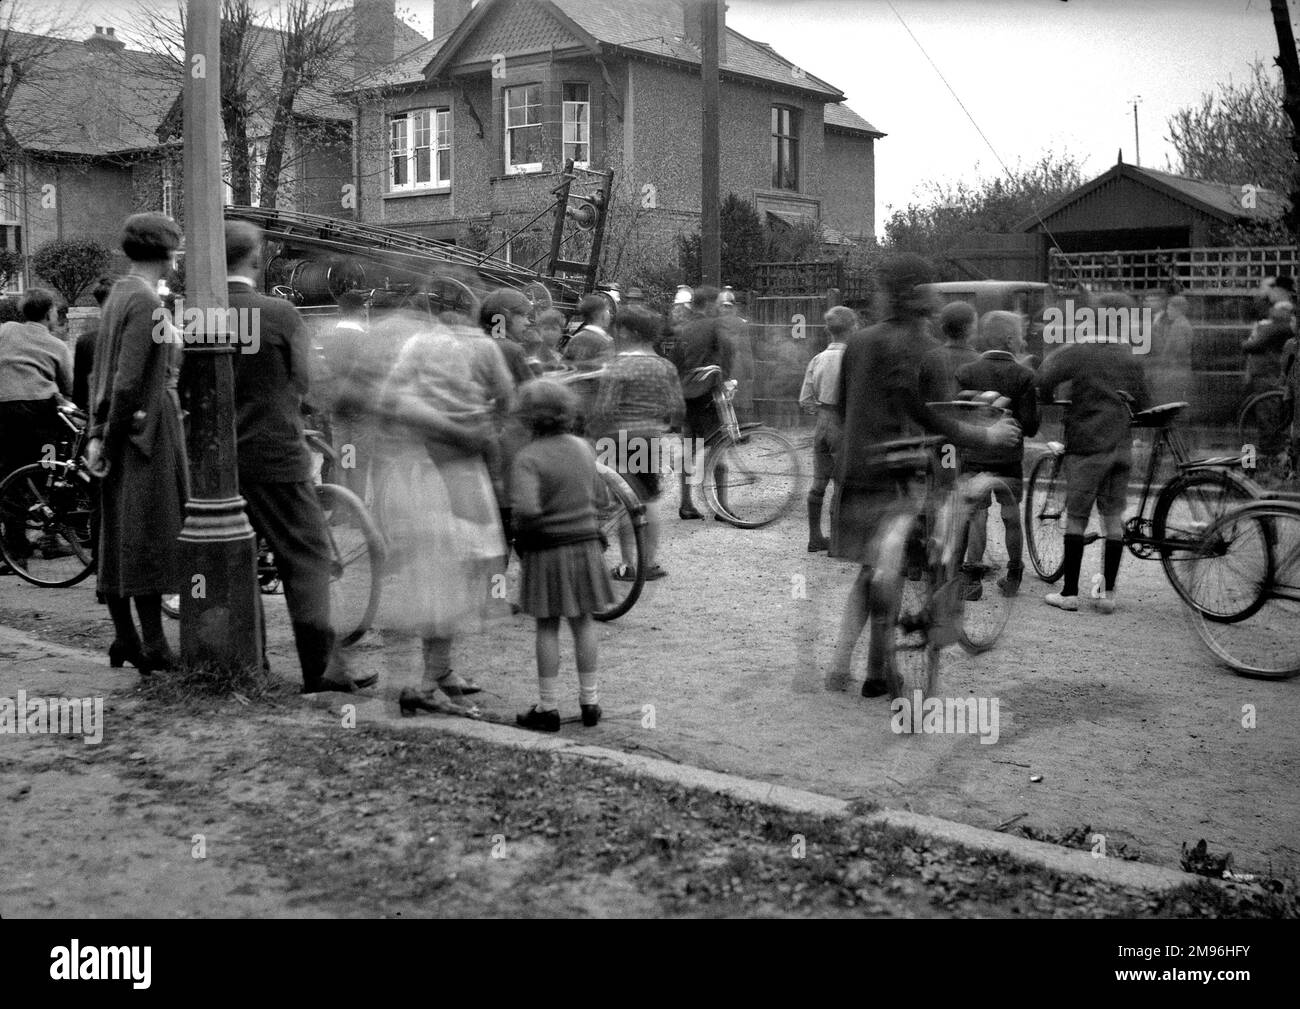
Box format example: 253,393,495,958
1062,533,1085,596
1103,537,1123,591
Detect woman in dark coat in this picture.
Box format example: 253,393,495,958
85,213,188,673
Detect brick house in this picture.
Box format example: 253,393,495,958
343,0,883,273
0,8,424,299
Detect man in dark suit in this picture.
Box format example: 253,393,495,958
225,221,374,693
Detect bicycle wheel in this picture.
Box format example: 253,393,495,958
703,426,801,528
0,462,95,588
1186,502,1300,678
1153,468,1259,619
593,465,646,621
1237,389,1289,457
870,510,942,702
958,474,1018,654
1024,451,1066,582
316,483,384,646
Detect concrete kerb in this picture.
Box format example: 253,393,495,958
0,625,1203,896
326,692,1202,894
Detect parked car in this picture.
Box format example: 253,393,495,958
919,280,1058,367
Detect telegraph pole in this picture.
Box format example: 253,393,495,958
1130,95,1141,167
700,0,721,287
177,0,262,672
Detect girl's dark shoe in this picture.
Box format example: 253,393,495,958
643,564,668,581
860,679,889,698
678,507,704,521
398,687,480,718
108,640,144,669
516,705,560,732
580,703,602,727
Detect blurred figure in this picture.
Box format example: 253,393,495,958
379,316,511,716
956,311,1040,597
799,305,855,552
1150,294,1195,407
919,301,978,403
72,276,114,411
479,288,535,387
0,287,72,482
510,380,614,732
670,284,734,519
533,308,566,372
325,289,375,500
563,293,615,364
1243,299,1293,396
84,215,187,672
590,303,685,580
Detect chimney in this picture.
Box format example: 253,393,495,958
433,0,473,40
84,25,126,52
353,0,396,74
683,1,726,64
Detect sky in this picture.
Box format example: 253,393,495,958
65,0,1290,238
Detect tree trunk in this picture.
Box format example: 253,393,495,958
258,64,299,209
1271,0,1300,241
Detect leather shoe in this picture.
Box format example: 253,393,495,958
678,507,704,521
302,676,357,694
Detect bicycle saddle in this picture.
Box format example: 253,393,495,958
1130,402,1187,428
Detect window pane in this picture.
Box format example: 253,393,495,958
415,148,431,183
771,136,779,187
563,82,588,103
771,107,779,133
436,109,450,146
438,148,451,184
512,124,542,165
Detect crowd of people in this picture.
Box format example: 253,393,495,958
3,217,1299,715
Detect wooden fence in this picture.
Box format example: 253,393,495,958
1049,245,1300,294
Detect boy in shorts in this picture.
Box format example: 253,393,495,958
1035,293,1149,613
954,311,1040,597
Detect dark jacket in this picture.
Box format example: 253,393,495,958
228,281,312,483
955,350,1040,471
1036,342,1149,455
672,315,734,400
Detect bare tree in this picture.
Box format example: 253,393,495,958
258,0,353,208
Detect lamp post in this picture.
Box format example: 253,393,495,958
177,0,262,671
700,0,722,287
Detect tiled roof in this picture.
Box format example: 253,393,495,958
346,0,849,100
1131,165,1287,222
4,31,177,155
549,0,844,98
341,32,448,92
1023,161,1288,231
824,102,883,137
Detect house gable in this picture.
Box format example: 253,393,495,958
426,0,594,78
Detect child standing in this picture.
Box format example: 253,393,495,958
955,311,1041,596
511,380,614,731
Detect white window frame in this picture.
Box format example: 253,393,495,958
389,108,451,192
562,83,590,170
504,84,543,175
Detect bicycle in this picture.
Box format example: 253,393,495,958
1237,387,1289,456
0,402,96,588
163,429,385,645
1024,400,1262,618
851,403,1022,701
686,364,802,528
1182,499,1300,679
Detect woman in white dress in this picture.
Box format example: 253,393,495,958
375,315,515,713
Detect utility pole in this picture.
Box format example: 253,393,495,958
177,0,262,672
1130,95,1141,167
1270,0,1300,242
700,0,721,287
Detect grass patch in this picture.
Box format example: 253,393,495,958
137,658,292,707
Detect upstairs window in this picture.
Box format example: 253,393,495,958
505,84,543,174
771,105,800,191
562,82,590,169
390,108,451,190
